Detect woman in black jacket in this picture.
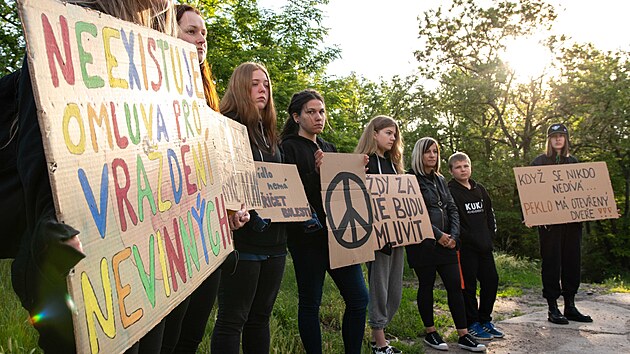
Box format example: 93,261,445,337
532,123,592,324
406,137,485,352
280,89,368,354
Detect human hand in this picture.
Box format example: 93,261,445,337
438,233,450,247
63,235,84,253
229,203,250,230
314,149,324,172
438,233,456,248
363,154,369,172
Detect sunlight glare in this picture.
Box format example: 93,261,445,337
501,36,553,83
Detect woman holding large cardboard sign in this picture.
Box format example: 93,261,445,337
531,123,592,324
209,62,287,354
406,137,486,352
280,89,369,354
355,115,405,354
13,1,175,352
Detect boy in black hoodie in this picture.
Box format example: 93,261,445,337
447,152,504,341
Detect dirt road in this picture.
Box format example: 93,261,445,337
424,292,630,353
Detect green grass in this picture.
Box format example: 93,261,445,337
0,260,42,354
603,275,630,293
1,252,626,353
495,252,542,297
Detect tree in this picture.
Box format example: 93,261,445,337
414,0,559,255
552,44,630,218
0,0,24,76
197,0,340,113
417,0,559,161
550,44,630,279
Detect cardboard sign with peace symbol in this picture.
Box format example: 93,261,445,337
321,153,377,269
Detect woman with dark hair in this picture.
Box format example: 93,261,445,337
532,123,592,325
280,89,369,354
210,62,286,354
406,137,485,352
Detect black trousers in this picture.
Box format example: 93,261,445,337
211,256,286,354
161,270,221,353
414,262,467,330
459,249,498,326
538,223,583,301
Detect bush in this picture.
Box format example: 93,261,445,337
494,210,539,259
581,219,630,282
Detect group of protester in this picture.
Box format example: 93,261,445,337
0,0,593,353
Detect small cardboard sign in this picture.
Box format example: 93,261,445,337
514,162,618,227
210,115,261,211
17,0,247,352
366,174,433,249
254,161,311,222
321,153,376,269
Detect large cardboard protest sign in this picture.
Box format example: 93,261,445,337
211,116,261,210
18,0,238,352
514,162,618,227
321,153,377,269
366,174,433,249
255,162,310,222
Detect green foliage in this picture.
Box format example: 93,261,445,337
603,275,630,293
494,252,542,288
198,0,340,111
0,0,24,76
549,44,630,279
0,261,42,354
494,210,538,258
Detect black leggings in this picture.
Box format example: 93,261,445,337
161,270,221,353
414,263,467,330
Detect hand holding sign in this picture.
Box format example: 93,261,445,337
314,149,324,172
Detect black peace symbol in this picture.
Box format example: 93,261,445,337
324,172,373,249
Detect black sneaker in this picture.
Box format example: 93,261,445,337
424,331,448,351
371,341,402,354
458,333,486,352
373,345,400,354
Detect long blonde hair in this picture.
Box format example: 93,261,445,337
69,0,176,35
354,115,404,173
220,62,278,151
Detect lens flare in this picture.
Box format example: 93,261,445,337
30,311,46,324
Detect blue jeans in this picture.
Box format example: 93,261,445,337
211,256,286,354
288,234,368,354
